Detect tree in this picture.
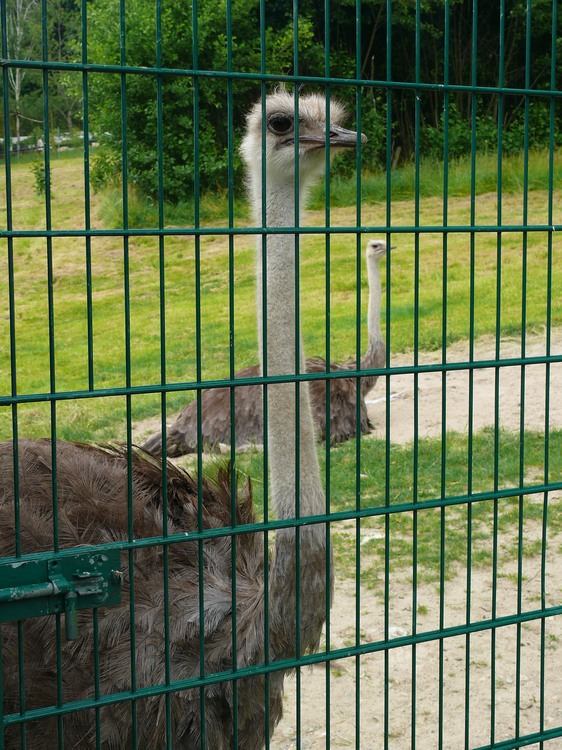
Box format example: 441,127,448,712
87,0,264,201
5,0,41,151
86,0,561,200
47,0,82,134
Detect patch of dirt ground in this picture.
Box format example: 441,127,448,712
365,328,562,444
271,330,562,749
271,546,562,749
134,330,562,749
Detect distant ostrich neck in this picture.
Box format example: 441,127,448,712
360,247,384,383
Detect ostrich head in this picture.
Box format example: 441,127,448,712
240,89,366,190
366,238,389,261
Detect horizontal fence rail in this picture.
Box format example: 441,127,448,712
1,223,562,239
1,352,562,406
3,55,562,99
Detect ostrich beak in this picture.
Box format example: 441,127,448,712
328,123,368,148
296,124,367,149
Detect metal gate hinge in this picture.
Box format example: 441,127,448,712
0,549,123,640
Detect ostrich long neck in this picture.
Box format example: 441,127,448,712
253,174,330,658
360,252,384,396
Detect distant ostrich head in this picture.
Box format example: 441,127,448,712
366,238,391,261
241,89,367,190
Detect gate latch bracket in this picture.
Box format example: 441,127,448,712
0,549,123,640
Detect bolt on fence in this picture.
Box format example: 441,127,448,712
1,0,561,748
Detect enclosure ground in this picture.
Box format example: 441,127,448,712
271,539,562,749
365,328,562,445
134,331,561,749
273,331,562,749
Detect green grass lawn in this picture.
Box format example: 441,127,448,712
1,150,560,588
1,150,560,443
230,426,561,588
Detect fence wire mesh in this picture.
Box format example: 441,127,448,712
1,0,561,748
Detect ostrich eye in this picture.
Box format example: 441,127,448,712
267,114,294,136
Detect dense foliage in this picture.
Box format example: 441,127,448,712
3,0,561,201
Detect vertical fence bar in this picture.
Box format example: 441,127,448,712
291,8,302,747
153,1,172,745
323,3,332,748
384,3,392,747
193,70,207,750
1,1,24,746
440,2,450,748
467,0,478,500
492,5,503,744
466,0,479,746
411,2,422,745
39,1,65,743
189,1,206,745
258,2,271,746
91,608,101,749
354,2,363,747
224,2,239,744
83,10,99,734
156,0,168,477
514,0,533,741
0,0,18,523
540,3,558,747
81,0,94,391
490,0,507,743
116,0,138,743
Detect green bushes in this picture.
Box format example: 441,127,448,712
82,0,561,203
423,101,561,160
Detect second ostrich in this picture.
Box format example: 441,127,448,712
0,91,364,748
142,238,387,455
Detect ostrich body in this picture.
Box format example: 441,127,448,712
142,239,387,455
0,440,270,749
300,238,388,443
0,91,363,748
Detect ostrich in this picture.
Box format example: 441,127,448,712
0,90,364,748
300,237,389,444
141,239,388,455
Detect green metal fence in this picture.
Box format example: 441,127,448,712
1,0,561,747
